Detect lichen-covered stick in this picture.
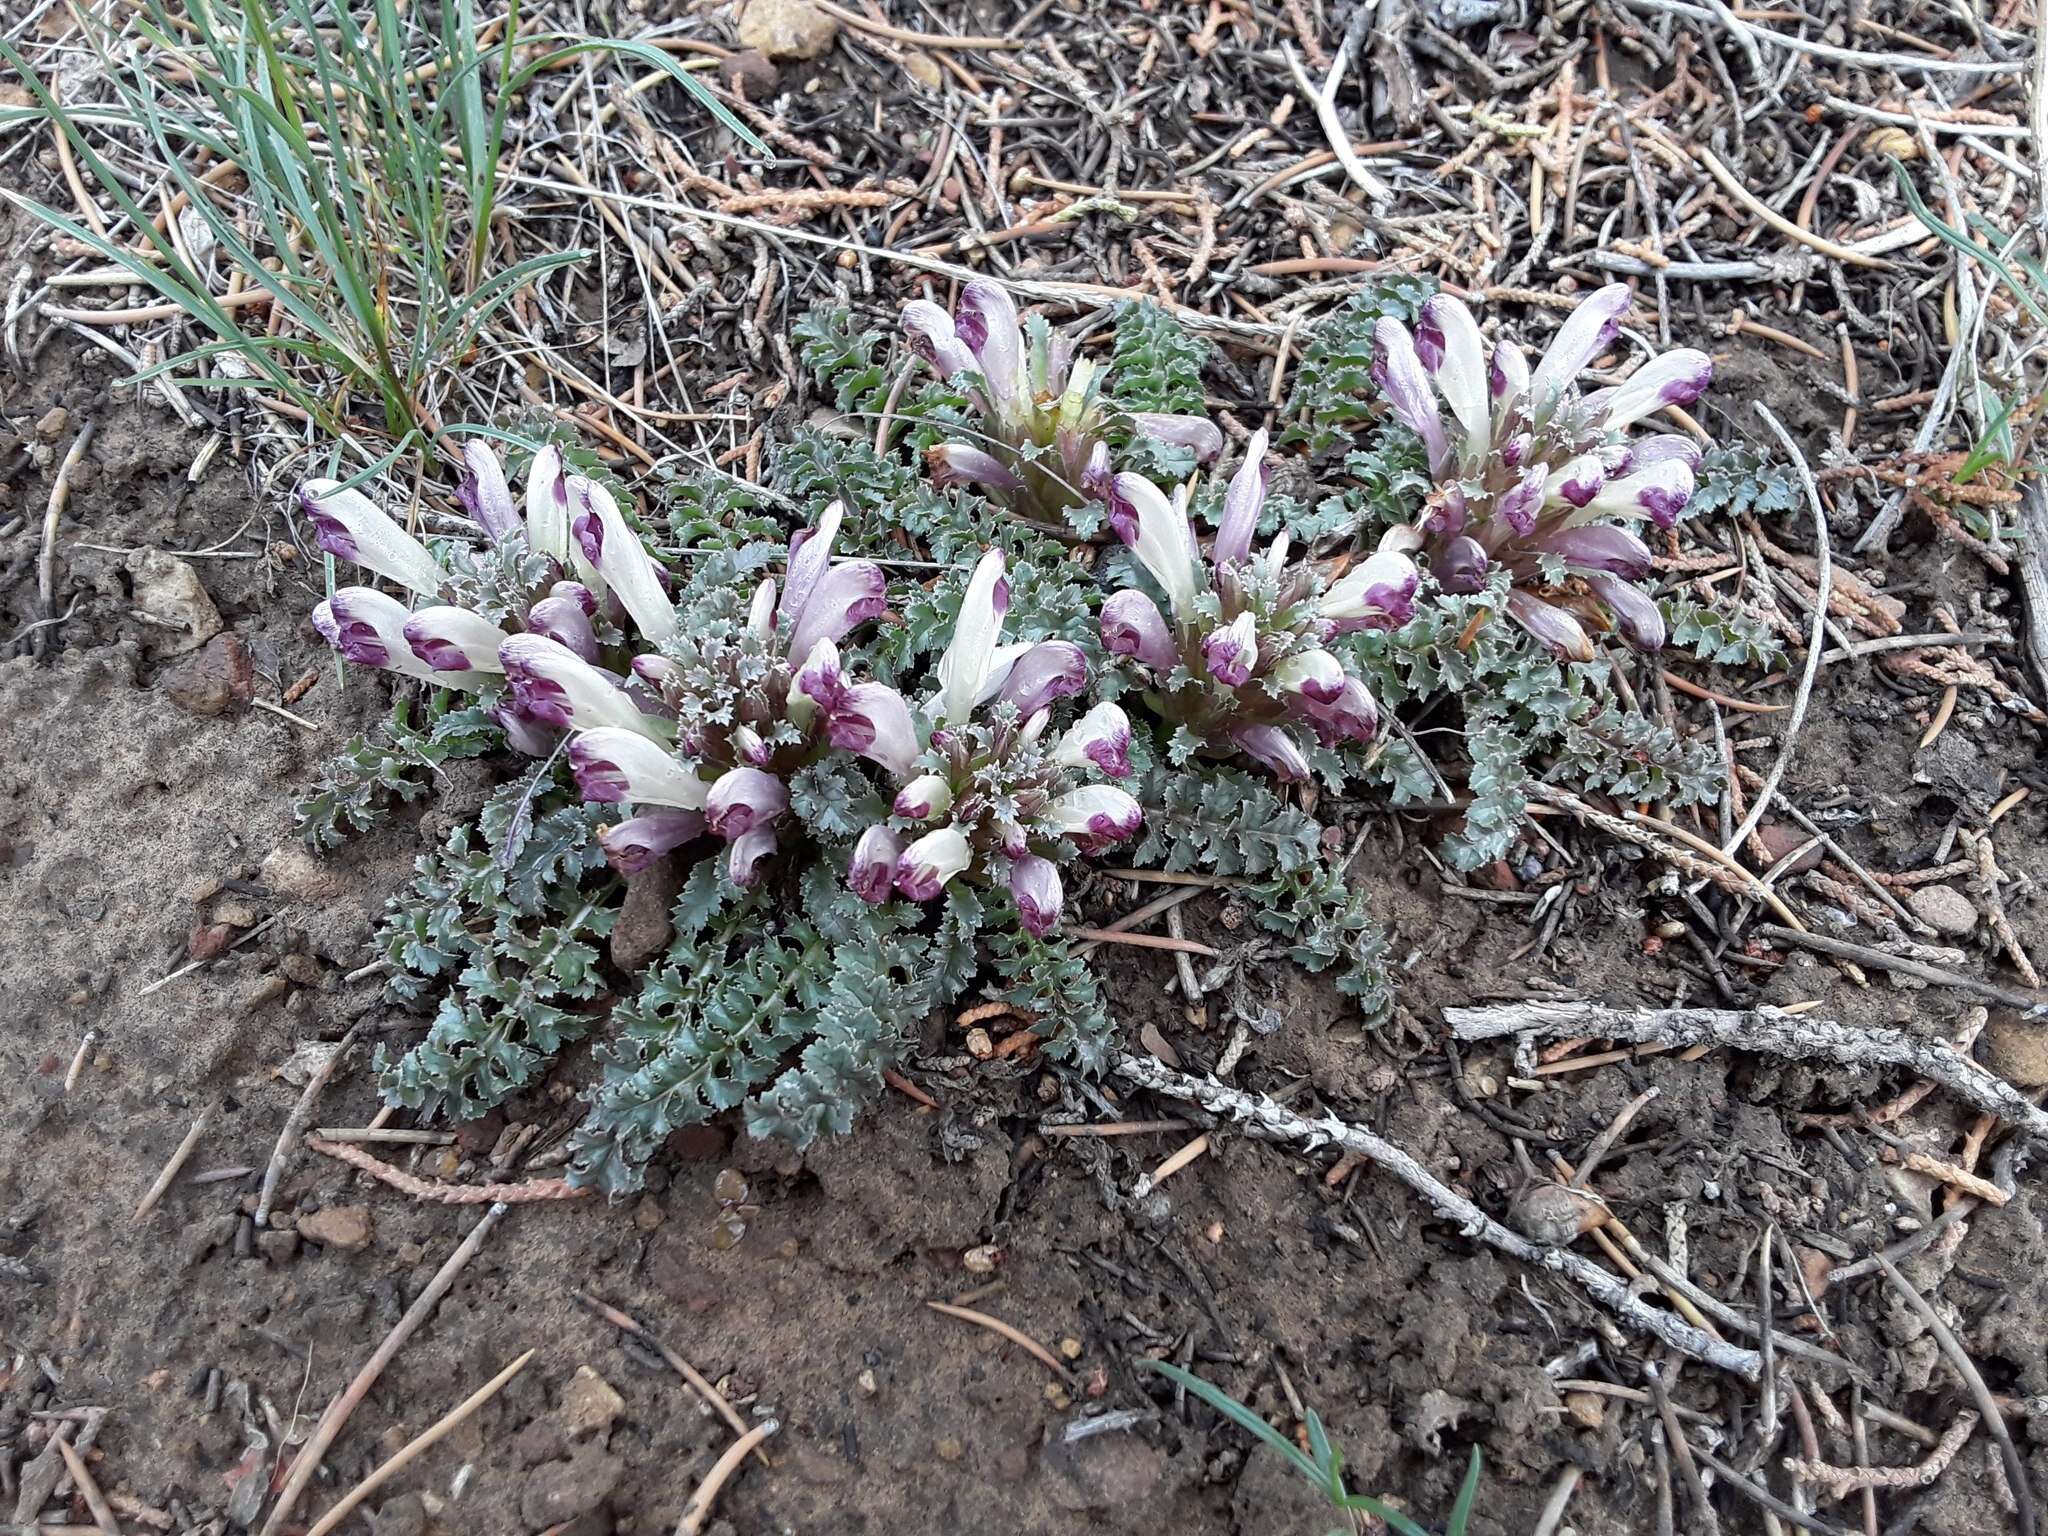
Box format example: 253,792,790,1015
1444,1000,2048,1140
1113,1054,1765,1382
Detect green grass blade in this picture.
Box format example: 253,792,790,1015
1136,1361,1322,1485
1890,159,2047,325
1444,1446,1484,1536
504,38,764,151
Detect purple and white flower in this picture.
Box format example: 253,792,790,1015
1371,283,1714,654
568,730,709,809
704,766,790,841
402,606,509,674
1108,472,1200,618
571,477,676,646
896,825,973,901
935,549,1013,726
598,811,705,874
299,480,446,596
893,773,953,821
500,634,667,738
1048,785,1142,853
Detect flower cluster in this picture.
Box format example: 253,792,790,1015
304,449,902,887
1372,283,1712,659
903,280,1222,529
1097,431,1419,782
844,550,1141,935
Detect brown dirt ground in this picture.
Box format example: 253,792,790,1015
5,158,2048,1536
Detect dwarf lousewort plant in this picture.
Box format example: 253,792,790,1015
1098,431,1418,781
1372,284,1711,659
903,279,1222,529
842,548,1140,934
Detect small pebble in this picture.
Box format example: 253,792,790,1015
1908,885,1978,937
935,1437,964,1463
856,1369,878,1397
35,405,68,440
297,1204,374,1252
560,1366,626,1439
1058,1337,1083,1361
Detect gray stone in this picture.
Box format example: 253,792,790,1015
519,1443,623,1528
1909,885,1978,937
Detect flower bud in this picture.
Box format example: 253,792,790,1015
1371,318,1449,471
1213,429,1270,568
1588,573,1666,652
1100,589,1178,674
1506,592,1595,662
1232,723,1311,782
1131,412,1224,465
456,441,521,545
525,589,599,662
926,443,1023,491
994,640,1088,718
524,445,572,560
1539,526,1654,580
1054,702,1132,779
1434,536,1491,595
1321,551,1420,632
1009,854,1063,937
704,766,790,841
1201,612,1258,688
1269,649,1345,705
728,827,780,887
1295,677,1380,746
1529,283,1630,419
893,773,954,821
848,825,905,903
